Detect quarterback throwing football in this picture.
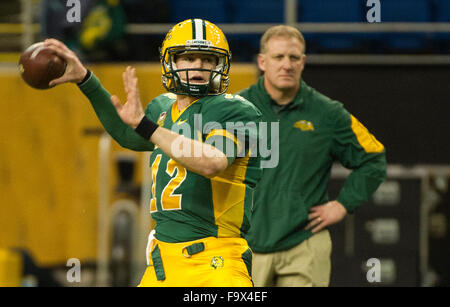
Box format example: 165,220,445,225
45,19,261,287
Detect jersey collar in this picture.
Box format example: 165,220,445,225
171,98,200,122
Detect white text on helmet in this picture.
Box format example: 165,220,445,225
186,40,213,47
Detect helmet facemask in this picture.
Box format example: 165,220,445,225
161,44,231,97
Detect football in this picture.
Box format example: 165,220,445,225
18,42,66,90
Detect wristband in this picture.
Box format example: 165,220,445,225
77,69,92,85
135,116,159,140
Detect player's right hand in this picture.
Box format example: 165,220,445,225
44,38,88,86
110,66,145,129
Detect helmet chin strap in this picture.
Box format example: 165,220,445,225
211,56,228,91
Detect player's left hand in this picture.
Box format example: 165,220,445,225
305,200,347,233
111,66,145,129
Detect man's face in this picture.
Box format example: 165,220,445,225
258,36,306,92
174,53,218,84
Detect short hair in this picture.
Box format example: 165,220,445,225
260,25,306,54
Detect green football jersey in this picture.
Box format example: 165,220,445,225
78,72,262,243
144,93,262,243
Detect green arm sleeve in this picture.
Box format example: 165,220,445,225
78,72,154,152
331,106,387,213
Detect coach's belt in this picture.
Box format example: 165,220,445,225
182,242,205,258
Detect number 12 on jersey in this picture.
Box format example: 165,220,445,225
150,154,187,212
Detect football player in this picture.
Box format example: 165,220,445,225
45,19,261,286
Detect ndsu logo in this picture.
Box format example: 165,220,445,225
294,120,314,131
210,256,224,269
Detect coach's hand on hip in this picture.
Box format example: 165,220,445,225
305,201,347,233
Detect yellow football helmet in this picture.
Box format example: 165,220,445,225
160,19,231,96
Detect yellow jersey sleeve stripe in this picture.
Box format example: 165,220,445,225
350,115,385,153
211,154,250,237
205,129,242,154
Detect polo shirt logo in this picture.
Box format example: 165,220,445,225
294,120,314,131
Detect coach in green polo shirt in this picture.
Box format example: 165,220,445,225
238,25,387,287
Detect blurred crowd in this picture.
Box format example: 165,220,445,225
40,0,450,63
41,0,169,62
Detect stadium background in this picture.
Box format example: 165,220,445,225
0,0,448,286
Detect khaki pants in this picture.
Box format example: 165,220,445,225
252,230,332,287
